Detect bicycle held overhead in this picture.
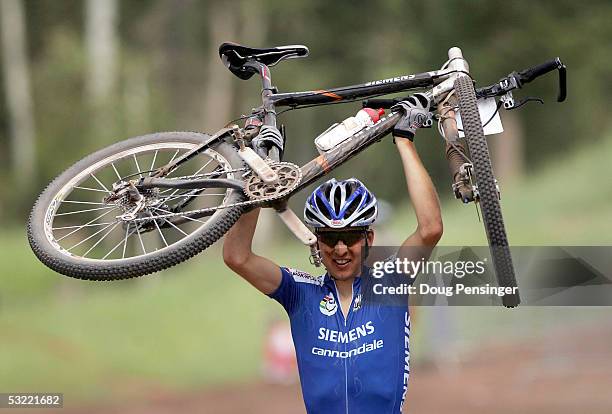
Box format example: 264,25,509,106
28,42,566,309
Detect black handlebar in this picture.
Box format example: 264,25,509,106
517,58,560,83
515,57,566,102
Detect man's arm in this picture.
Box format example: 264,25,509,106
222,208,282,295
396,139,443,248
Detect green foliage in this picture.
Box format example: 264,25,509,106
1,0,611,224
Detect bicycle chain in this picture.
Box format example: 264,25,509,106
125,161,302,222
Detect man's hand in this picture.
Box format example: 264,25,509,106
392,93,431,141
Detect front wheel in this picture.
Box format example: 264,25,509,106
28,132,246,281
455,76,520,307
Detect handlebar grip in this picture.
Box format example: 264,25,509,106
518,57,562,84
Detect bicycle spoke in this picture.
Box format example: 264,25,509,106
135,224,147,255
159,187,179,195
160,216,189,236
164,158,216,198
150,206,206,224
158,188,200,202
55,205,118,216
66,221,117,252
54,207,119,241
102,224,137,260
90,173,110,193
157,166,231,195
111,162,122,180
121,223,130,259
163,149,184,178
160,188,199,198
163,192,226,204
149,212,168,248
148,150,159,175
82,222,121,258
133,154,143,178
195,158,214,175
74,186,109,193
53,221,116,231
165,149,180,173
61,200,111,206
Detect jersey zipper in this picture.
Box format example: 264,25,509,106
332,279,357,414
332,279,354,327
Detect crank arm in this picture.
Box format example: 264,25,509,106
274,204,321,267
275,207,317,246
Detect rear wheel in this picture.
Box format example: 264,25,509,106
454,76,520,307
28,132,246,280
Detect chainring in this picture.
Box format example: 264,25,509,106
244,161,302,202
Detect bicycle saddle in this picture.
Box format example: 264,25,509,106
219,42,309,80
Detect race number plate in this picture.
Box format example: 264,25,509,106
456,97,504,137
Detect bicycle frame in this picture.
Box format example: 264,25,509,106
145,48,470,205
147,46,565,198
262,47,470,196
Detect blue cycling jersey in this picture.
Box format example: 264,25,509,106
269,266,411,414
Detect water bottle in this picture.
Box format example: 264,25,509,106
314,108,385,154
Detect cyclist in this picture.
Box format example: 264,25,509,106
223,96,442,413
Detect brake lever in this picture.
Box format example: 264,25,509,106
557,63,567,102
507,96,544,110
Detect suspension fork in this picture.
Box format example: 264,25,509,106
438,94,475,203
435,47,475,203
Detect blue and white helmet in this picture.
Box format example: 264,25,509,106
304,178,378,228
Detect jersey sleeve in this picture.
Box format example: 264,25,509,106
268,267,320,315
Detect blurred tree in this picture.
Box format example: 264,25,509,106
85,0,119,142
0,0,36,193
201,0,237,132
491,110,525,185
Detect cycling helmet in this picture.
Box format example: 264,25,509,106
304,178,378,228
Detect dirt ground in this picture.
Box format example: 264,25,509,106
22,323,612,414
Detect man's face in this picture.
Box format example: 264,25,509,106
317,228,374,281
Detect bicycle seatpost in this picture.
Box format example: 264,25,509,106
243,60,280,161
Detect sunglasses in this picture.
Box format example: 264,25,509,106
316,230,367,247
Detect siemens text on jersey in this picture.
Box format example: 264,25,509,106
318,321,375,343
